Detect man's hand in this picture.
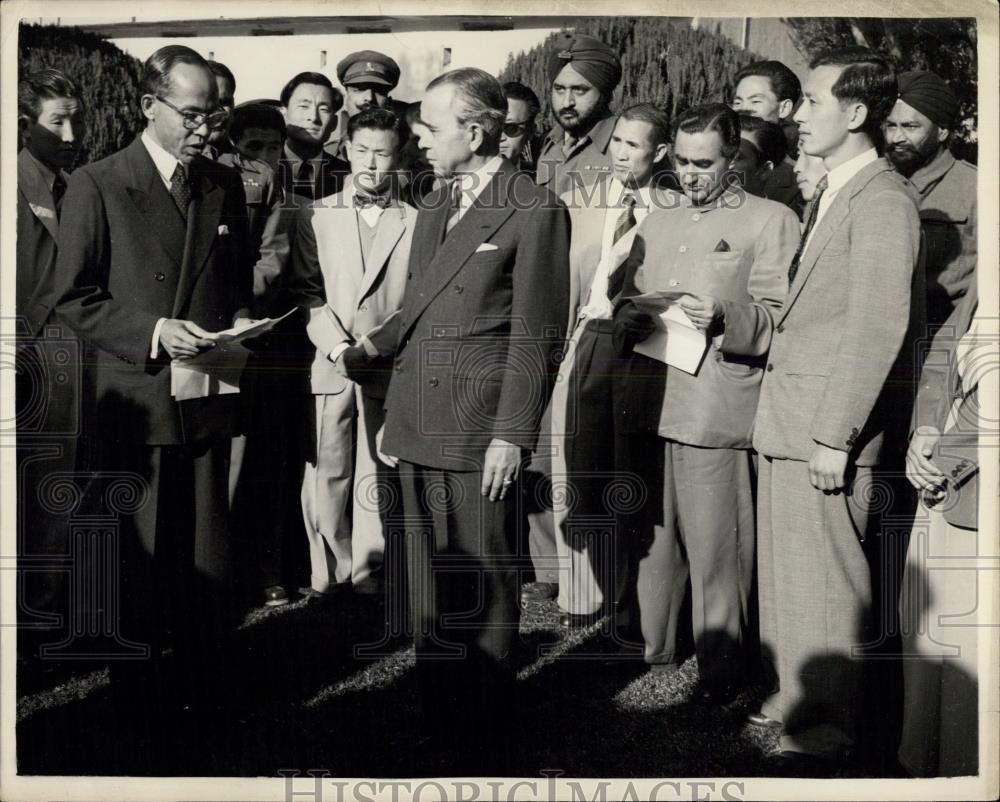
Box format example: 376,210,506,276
808,443,850,492
375,424,398,468
906,425,946,492
160,319,216,359
616,305,656,344
339,345,369,383
481,438,521,502
678,294,722,331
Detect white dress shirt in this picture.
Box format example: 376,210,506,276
449,155,505,229
578,179,652,321
804,147,879,253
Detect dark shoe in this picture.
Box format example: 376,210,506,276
263,585,289,607
697,682,740,706
520,581,558,606
747,710,783,730
559,610,605,629
297,587,331,605
765,750,835,778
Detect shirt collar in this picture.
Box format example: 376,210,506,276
908,147,955,196
283,142,325,168
454,155,504,207
545,112,616,153
141,129,183,184
824,147,879,197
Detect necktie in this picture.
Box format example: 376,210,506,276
169,164,192,220
787,174,828,285
444,180,463,236
352,192,391,210
295,160,315,198
612,192,637,248
52,174,67,219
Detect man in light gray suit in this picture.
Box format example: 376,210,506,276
749,47,921,773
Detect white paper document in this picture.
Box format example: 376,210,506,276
631,294,709,375
208,308,297,345
169,311,296,401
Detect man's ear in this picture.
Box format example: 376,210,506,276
467,122,486,155
652,142,669,165
937,125,951,145
17,114,31,141
847,102,869,133
140,94,157,123
777,98,794,121
760,159,775,176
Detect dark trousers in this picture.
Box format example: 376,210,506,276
108,438,235,689
398,460,520,764
561,320,629,613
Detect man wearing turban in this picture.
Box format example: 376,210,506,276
533,33,623,197
883,70,977,329
521,33,624,611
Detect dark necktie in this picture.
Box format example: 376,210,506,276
52,174,67,219
613,191,637,247
787,174,828,285
443,180,463,238
169,164,192,220
295,160,315,198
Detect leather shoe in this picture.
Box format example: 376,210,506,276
263,585,289,607
765,750,834,778
559,610,604,629
520,581,558,606
697,682,740,705
747,710,783,730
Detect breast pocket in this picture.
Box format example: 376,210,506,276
692,250,747,299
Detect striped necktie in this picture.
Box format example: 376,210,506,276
613,191,637,247
787,174,828,285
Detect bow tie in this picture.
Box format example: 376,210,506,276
353,192,391,209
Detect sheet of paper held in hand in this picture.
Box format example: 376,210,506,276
630,291,709,375
170,309,296,401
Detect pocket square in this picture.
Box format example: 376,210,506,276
713,238,731,252
475,243,499,252
218,224,230,236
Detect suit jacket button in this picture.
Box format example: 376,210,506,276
454,285,464,294
765,364,774,372
359,304,367,312
154,272,165,281
407,272,413,280
776,324,785,334
429,377,439,387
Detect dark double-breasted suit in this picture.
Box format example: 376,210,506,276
54,136,251,676
381,158,570,762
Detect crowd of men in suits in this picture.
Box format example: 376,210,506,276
16,30,981,778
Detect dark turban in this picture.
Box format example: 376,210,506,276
547,33,622,96
897,70,959,129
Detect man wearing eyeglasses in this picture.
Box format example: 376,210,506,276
53,45,252,714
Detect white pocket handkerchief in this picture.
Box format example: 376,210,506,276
475,243,498,253
218,224,230,236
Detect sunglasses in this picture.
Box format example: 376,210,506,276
501,121,530,137
156,95,230,131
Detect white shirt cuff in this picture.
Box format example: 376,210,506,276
151,317,167,359
328,341,352,363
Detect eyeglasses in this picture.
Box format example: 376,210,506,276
501,121,529,137
155,95,230,131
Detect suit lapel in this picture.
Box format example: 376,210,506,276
17,151,60,241
171,163,223,317
779,159,890,322
359,204,406,300
124,139,187,269
406,168,515,327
